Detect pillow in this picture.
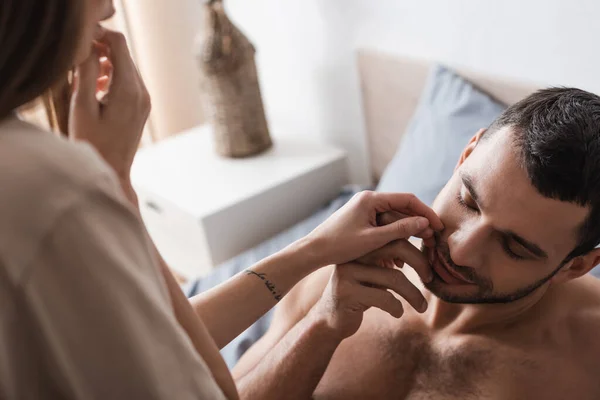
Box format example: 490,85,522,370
376,65,506,205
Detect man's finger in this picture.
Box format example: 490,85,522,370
356,285,405,318
346,264,427,313
422,236,436,247
72,47,101,114
374,193,444,231
357,239,433,283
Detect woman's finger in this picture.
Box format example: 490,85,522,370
97,30,138,102
376,211,409,226
375,215,430,245
99,55,113,79
377,211,436,243
420,227,434,239
97,76,110,94
374,193,444,231
72,47,101,114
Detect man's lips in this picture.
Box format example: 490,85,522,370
433,248,474,284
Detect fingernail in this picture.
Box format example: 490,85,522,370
420,299,428,313
424,272,433,283
416,217,428,230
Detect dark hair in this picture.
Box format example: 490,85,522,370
0,0,82,127
487,87,600,260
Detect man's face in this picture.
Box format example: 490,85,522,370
423,127,589,304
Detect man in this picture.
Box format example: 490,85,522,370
232,88,600,400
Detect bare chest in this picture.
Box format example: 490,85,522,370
313,312,592,400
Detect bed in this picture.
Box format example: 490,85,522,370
186,51,596,367
357,49,537,183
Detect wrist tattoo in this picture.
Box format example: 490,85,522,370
245,269,282,301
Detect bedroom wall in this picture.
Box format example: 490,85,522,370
224,0,600,185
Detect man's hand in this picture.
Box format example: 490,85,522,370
305,191,443,268
69,28,150,183
311,262,428,340
356,238,433,283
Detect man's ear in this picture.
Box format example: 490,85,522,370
455,128,486,171
551,248,600,284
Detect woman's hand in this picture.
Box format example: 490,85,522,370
351,209,436,283
69,28,150,183
305,191,444,269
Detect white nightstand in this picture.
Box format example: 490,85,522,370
131,125,348,279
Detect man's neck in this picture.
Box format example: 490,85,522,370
422,286,551,334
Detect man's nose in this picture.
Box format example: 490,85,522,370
447,221,489,269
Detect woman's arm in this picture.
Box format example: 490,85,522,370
70,27,443,397
189,191,443,348
70,29,239,399
122,183,240,400
190,237,320,349
29,179,233,399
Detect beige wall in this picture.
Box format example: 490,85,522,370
115,0,205,142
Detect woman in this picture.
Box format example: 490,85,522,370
0,1,442,398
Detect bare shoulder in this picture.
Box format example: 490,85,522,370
0,118,121,269
568,275,600,311
563,276,600,364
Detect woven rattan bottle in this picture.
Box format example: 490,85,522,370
196,0,272,158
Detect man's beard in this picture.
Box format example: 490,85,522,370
420,239,564,304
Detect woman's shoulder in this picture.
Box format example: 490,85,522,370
0,116,126,262
0,116,115,188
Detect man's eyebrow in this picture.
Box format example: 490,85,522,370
460,171,548,259
460,172,482,206
504,231,549,259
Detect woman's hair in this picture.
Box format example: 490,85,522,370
0,0,83,134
